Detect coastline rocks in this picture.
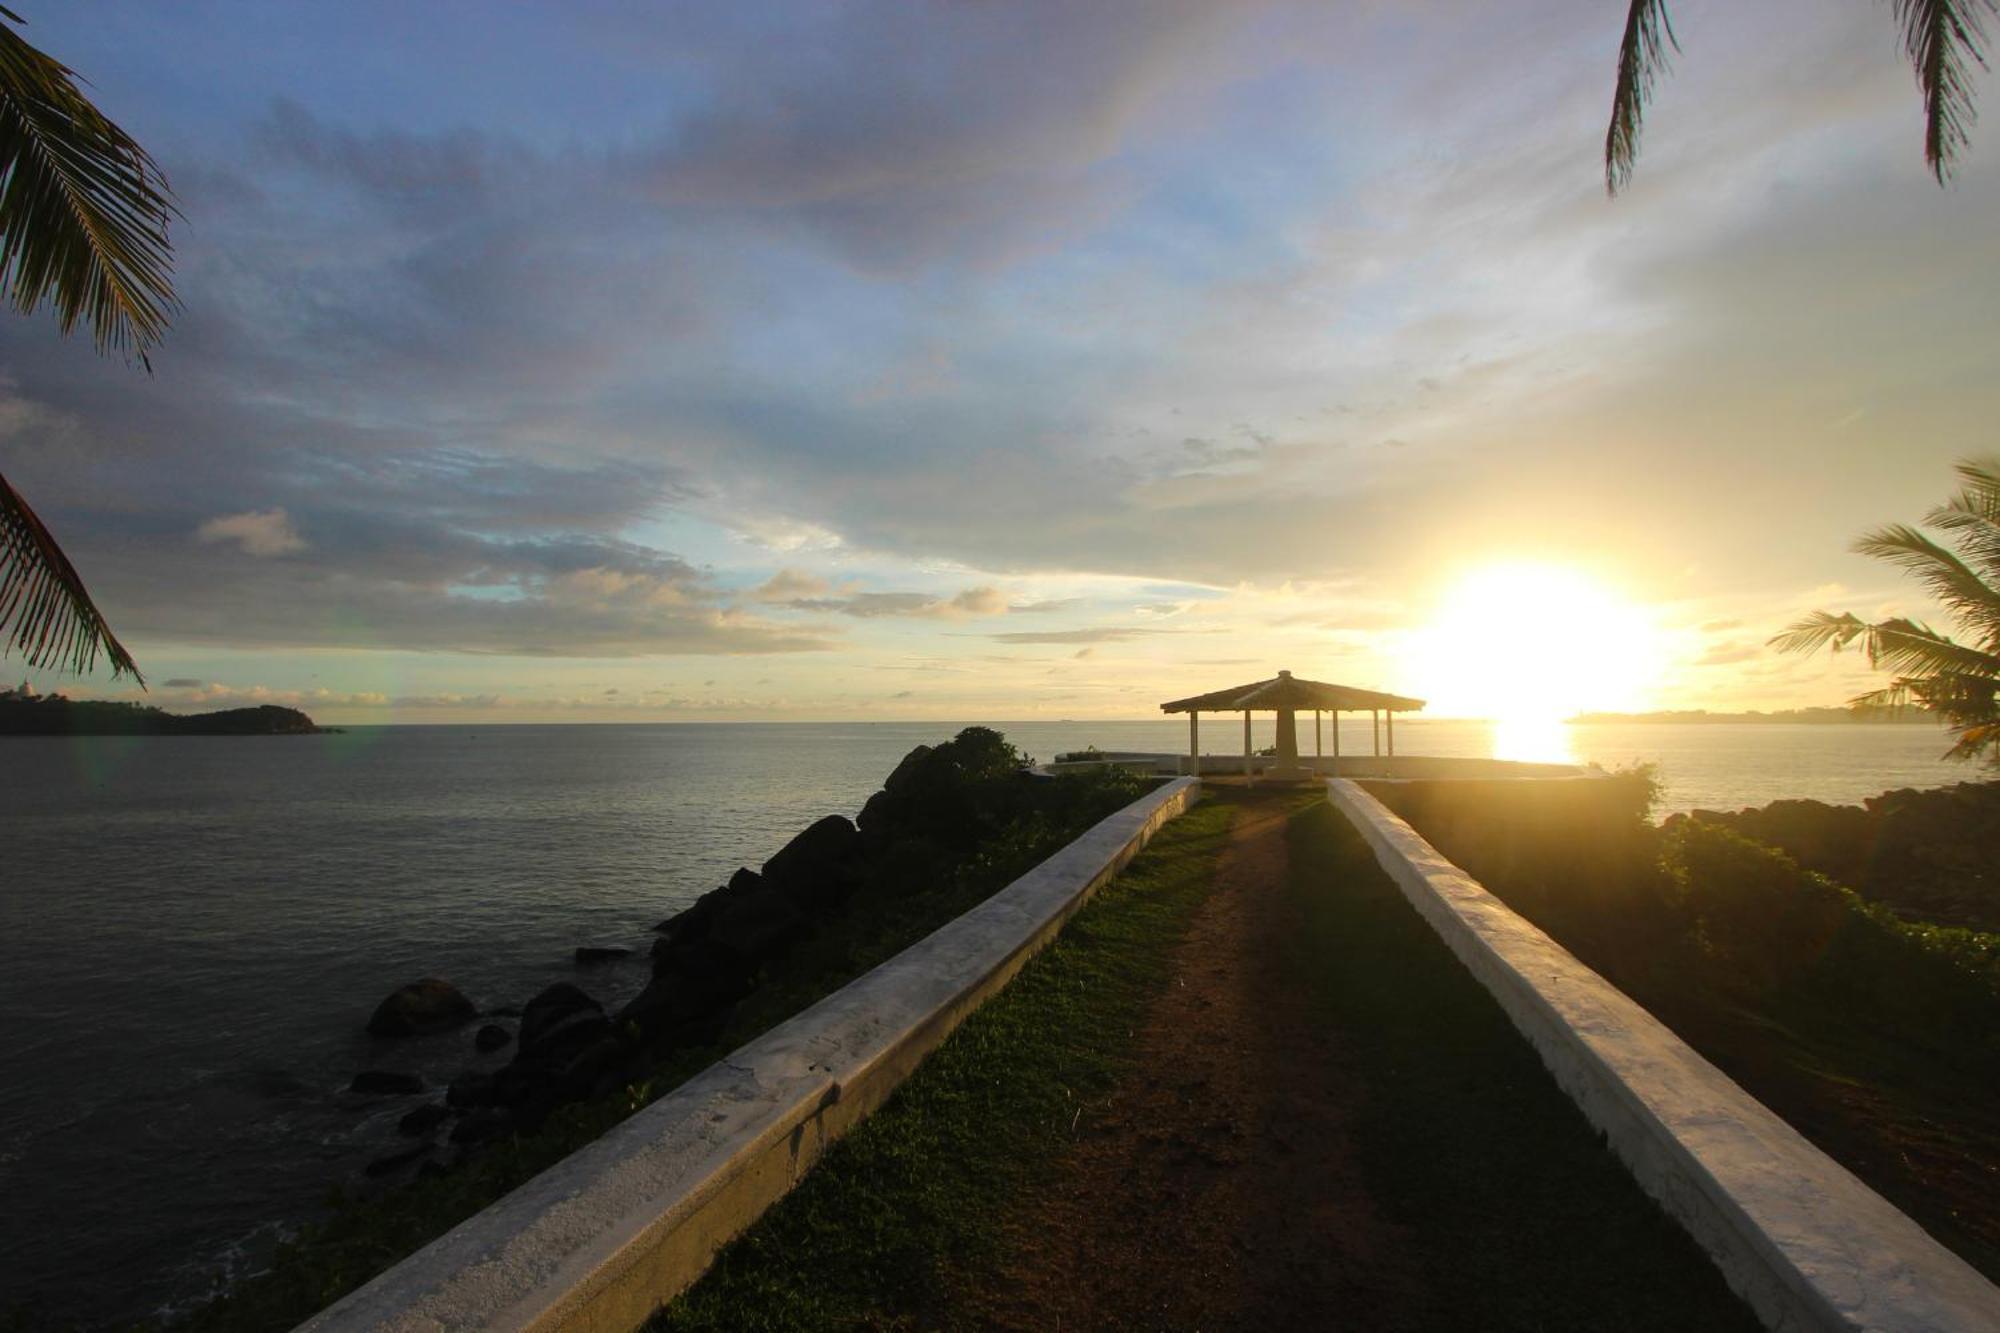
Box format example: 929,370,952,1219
573,946,633,965
398,1102,450,1136
760,815,862,914
364,1142,434,1178
474,1023,512,1053
349,1069,424,1096
450,1107,513,1146
518,983,602,1050
709,885,810,964
365,978,477,1038
446,1070,496,1110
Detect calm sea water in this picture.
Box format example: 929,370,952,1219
0,719,1973,1323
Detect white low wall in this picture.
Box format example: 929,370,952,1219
1327,779,2000,1333
301,777,1200,1333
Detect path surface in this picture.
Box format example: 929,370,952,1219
964,789,1425,1330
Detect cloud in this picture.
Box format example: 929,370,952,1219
752,568,832,602
784,586,1011,619
196,509,306,557
990,627,1172,644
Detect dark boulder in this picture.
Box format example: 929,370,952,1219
365,978,477,1037
364,1142,435,1178
450,1107,514,1146
883,743,934,795
474,1023,513,1054
708,884,810,964
398,1102,450,1136
655,868,761,942
446,1070,496,1110
518,983,602,1051
349,1069,424,1096
760,815,861,914
516,1008,614,1071
573,946,633,965
620,941,754,1037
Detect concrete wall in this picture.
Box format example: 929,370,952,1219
1326,779,2000,1333
299,777,1200,1333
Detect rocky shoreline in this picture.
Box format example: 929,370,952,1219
332,728,1150,1189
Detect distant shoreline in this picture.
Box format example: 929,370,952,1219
0,692,326,736
1566,708,1933,726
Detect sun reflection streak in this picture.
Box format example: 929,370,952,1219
1491,713,1576,764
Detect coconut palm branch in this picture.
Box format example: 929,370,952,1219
1606,0,1999,192
0,7,176,683
1771,459,2000,763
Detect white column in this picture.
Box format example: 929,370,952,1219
1243,710,1254,785
1315,710,1323,760
1189,711,1199,776
1387,709,1395,758
1372,709,1381,757
1331,709,1340,771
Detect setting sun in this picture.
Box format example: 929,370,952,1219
1402,563,1662,752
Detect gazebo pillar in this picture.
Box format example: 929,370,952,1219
1331,709,1340,771
1188,711,1199,777
1314,709,1322,760
1387,709,1395,758
1276,705,1298,766
1372,709,1381,757
1242,710,1254,784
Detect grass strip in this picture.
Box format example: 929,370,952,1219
1284,800,1760,1331
652,795,1236,1331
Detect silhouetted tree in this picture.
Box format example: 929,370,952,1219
1607,0,1996,192
0,5,176,682
1772,459,2000,763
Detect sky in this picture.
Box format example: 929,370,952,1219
3,0,1995,724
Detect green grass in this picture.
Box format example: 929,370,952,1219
652,795,1236,1331
1282,801,1759,1331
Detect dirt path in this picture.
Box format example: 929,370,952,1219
962,789,1425,1331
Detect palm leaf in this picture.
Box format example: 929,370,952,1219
0,8,178,362
1605,0,1678,195
1923,457,2000,581
1853,523,2000,643
0,467,140,680
1892,0,1997,184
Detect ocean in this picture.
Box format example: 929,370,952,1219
0,718,1975,1323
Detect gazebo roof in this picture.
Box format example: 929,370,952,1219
1160,669,1424,715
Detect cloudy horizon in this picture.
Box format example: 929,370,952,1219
3,0,1993,724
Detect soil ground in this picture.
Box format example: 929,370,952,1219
958,787,1427,1330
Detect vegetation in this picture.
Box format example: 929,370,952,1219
1606,0,1997,191
2,7,177,682
651,795,1235,1331
1280,800,1756,1331
172,734,1154,1332
1368,776,2000,1280
0,686,319,734
1773,458,2000,765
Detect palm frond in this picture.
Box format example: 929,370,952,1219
1892,0,1996,183
1853,523,2000,640
1767,610,1870,655
1923,457,2000,581
0,467,141,680
0,9,178,364
1605,0,1678,194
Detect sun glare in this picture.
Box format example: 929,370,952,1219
1403,563,1661,761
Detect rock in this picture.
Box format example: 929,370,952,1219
515,1008,613,1070
365,978,477,1038
655,868,759,942
349,1069,424,1097
446,1070,496,1109
518,983,602,1051
619,941,754,1036
573,946,633,965
760,815,861,914
883,743,934,795
450,1107,513,1146
474,1023,512,1053
398,1102,450,1136
708,884,810,964
364,1141,435,1178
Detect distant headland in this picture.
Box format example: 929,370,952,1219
1569,706,1930,725
0,685,324,736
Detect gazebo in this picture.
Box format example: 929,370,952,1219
1160,669,1426,780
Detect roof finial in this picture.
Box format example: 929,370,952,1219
1278,669,1292,678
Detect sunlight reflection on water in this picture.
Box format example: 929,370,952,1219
1491,714,1577,765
